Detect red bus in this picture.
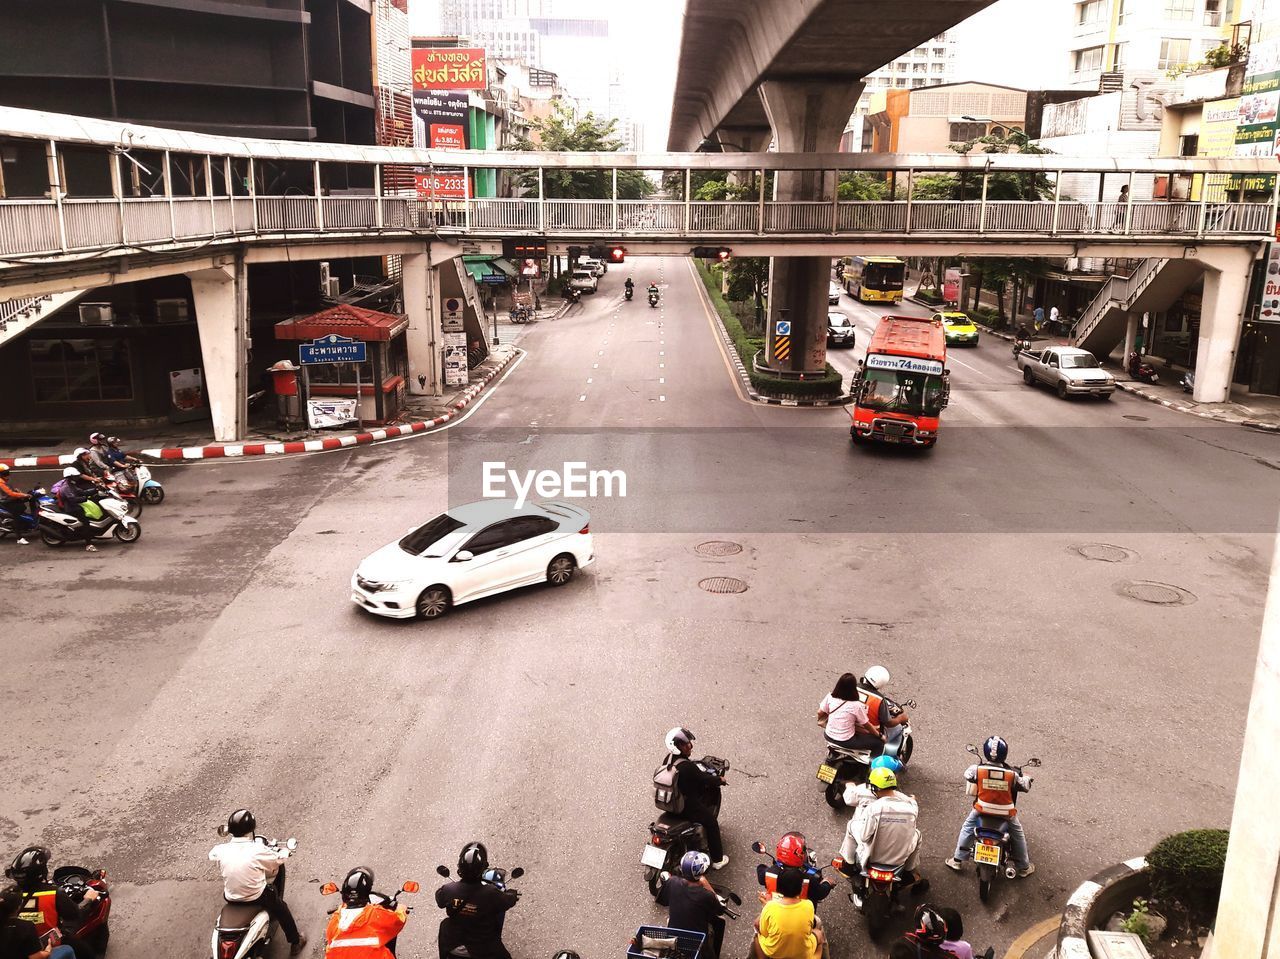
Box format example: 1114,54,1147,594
849,315,951,448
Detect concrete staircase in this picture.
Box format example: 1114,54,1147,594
0,290,88,349
1072,257,1204,357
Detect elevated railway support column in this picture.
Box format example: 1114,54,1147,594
1193,247,1255,404
188,258,249,443
402,252,442,397
758,79,864,375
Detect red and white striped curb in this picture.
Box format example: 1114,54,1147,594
2,350,521,468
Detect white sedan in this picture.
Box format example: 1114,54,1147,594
351,499,595,620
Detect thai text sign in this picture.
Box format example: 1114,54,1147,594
866,354,944,375
414,171,467,199
412,48,486,91
300,334,368,365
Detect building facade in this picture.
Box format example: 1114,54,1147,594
867,82,1028,153
842,33,956,151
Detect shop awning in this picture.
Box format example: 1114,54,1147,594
462,256,518,282
274,303,408,342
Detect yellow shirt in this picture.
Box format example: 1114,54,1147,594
758,898,818,959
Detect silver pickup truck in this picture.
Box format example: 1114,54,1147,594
1016,345,1116,399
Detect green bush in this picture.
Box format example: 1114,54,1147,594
694,260,843,399
1147,829,1229,920
915,288,945,305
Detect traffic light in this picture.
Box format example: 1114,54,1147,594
503,237,547,259
608,246,627,263
691,247,731,262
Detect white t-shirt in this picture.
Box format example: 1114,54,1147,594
209,837,286,901
819,694,870,741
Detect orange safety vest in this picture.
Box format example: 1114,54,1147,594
972,765,1018,817
18,888,58,936
324,904,406,959
862,692,884,733
763,868,811,900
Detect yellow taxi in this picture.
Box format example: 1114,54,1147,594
934,311,980,347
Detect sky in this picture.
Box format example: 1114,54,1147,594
408,0,1068,150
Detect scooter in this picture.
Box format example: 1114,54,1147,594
625,286,634,301
14,863,112,957
1127,352,1159,384
963,743,1041,903
830,855,909,941
0,493,40,542
816,704,915,809
210,831,297,959
646,882,740,959
114,464,165,506
1180,369,1194,393
435,862,523,957
1012,337,1031,357
320,875,419,956
36,490,140,546
648,291,660,309
642,755,728,898
564,287,582,306
749,841,833,906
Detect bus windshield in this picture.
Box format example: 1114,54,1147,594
862,262,905,292
857,368,947,417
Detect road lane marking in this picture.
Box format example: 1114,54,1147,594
660,377,665,383
593,363,598,369
579,394,587,401
686,257,749,403
1003,917,1061,959
660,395,666,401
587,378,593,384
947,353,994,380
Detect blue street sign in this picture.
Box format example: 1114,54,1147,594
775,320,792,336
480,274,507,285
300,334,367,365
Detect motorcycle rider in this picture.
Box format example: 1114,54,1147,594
662,727,728,869
657,851,725,959
858,666,910,746
888,906,953,959
50,468,99,552
0,883,76,959
819,672,885,755
0,464,33,545
647,281,660,303
943,736,1035,878
86,435,113,479
103,438,141,491
625,277,635,297
4,847,99,959
839,767,928,895
435,842,518,959
1013,321,1032,352
67,449,105,484
756,833,833,905
208,809,307,955
324,867,407,959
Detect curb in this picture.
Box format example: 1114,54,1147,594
1056,856,1148,959
707,303,851,408
2,350,522,468
969,320,1280,432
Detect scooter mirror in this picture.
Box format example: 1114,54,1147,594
965,744,979,756
728,892,742,906
1027,758,1042,768
402,881,420,894
830,857,844,870
286,838,298,851
436,865,451,878
216,824,229,837
750,841,767,855
320,883,339,896
509,867,524,880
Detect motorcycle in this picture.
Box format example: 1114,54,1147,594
210,830,297,959
0,492,40,542
1012,337,1031,356
625,286,634,301
816,702,915,809
642,755,728,899
963,743,1041,902
564,287,582,306
36,489,141,546
648,291,659,309
1127,352,1159,384
749,841,832,906
320,875,419,956
435,862,523,957
830,854,908,941
16,864,112,957
115,464,165,506
1180,369,1194,394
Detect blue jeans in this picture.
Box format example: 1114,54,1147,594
50,946,76,959
953,810,1029,868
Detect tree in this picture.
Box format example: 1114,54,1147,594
838,171,889,201
723,257,769,332
968,257,1041,323
509,103,651,199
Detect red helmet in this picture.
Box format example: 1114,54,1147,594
775,832,808,868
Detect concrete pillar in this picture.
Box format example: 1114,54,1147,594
758,78,864,374
402,251,441,397
1210,521,1280,958
188,259,248,442
1122,313,1140,365
1193,247,1254,403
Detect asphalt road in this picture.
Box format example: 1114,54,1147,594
3,256,1277,959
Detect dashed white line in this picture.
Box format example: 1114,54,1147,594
660,377,665,384
587,378,593,384
593,363,599,369
660,395,666,402
579,394,587,402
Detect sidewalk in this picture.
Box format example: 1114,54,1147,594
967,319,1280,432
1,345,522,468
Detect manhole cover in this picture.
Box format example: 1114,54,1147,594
1117,581,1197,606
1123,414,1150,422
1071,543,1138,564
695,541,743,557
699,576,748,594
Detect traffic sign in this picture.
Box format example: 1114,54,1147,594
300,334,367,365
775,320,792,336
443,296,465,333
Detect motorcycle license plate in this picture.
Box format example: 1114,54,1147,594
816,764,838,784
974,841,1001,866
641,844,669,869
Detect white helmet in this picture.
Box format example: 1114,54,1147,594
73,447,89,457
62,467,79,478
665,726,695,754
863,665,891,689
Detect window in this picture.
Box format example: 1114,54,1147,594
30,338,133,403
932,62,946,73
1074,45,1105,73
462,520,522,556
1078,0,1108,24
1113,41,1128,69
1204,0,1221,24
1179,133,1200,155
1165,0,1194,19
949,121,987,141
912,78,927,87
913,63,929,74
1117,0,1127,23
1159,37,1191,69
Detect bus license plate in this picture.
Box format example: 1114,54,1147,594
974,841,1001,866
641,844,669,869
816,764,838,784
